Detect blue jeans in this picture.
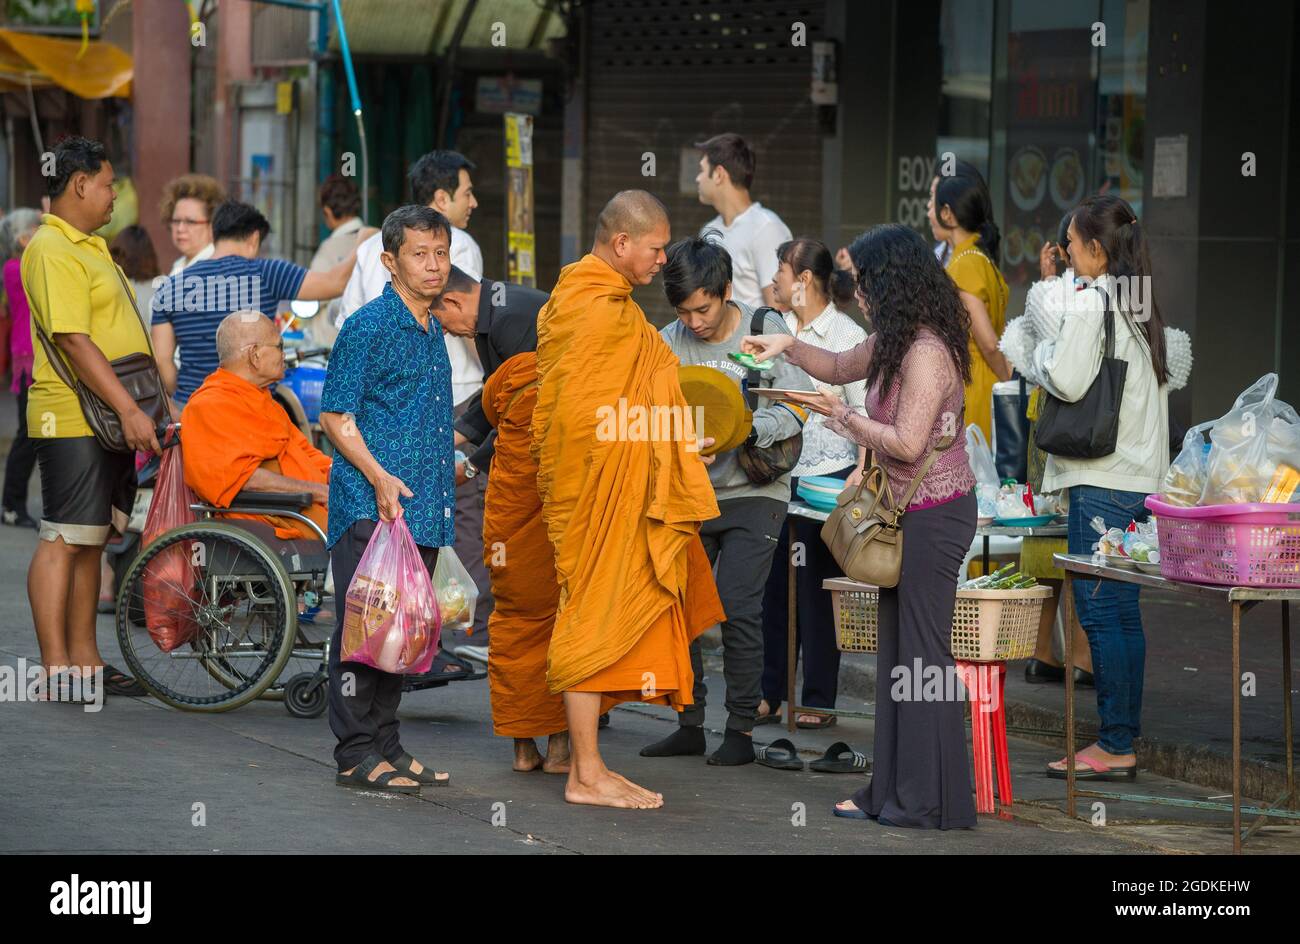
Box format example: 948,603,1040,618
1067,484,1149,754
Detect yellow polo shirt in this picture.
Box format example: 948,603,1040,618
23,213,150,438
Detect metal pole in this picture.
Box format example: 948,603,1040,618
1062,572,1076,819
1232,601,1242,854
1283,601,1294,808
786,519,797,735
329,0,368,221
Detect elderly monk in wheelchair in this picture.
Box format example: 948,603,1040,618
180,310,331,543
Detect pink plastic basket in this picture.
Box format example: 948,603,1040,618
1145,495,1300,588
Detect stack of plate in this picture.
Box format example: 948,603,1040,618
796,475,846,511
678,366,752,455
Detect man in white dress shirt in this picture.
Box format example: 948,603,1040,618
694,133,791,310
336,150,493,672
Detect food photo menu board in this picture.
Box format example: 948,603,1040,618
1003,28,1095,286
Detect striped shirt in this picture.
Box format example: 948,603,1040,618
152,255,306,404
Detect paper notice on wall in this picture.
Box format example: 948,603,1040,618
1152,135,1188,198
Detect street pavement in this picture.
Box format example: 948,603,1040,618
4,514,1299,854
2,383,1297,854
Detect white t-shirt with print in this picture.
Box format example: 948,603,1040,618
700,202,792,309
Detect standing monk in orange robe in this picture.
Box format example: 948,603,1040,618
532,190,726,809
481,350,571,772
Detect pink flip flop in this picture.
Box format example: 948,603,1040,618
1046,753,1137,782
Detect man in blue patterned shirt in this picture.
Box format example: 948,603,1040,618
320,205,457,793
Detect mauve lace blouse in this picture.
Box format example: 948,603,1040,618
785,329,975,508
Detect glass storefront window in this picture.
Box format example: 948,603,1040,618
979,0,1149,292
939,0,995,179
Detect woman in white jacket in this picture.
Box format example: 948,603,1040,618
1031,194,1173,783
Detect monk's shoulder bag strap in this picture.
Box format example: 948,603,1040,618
819,434,956,588
736,306,805,486
1034,283,1128,459
30,262,172,453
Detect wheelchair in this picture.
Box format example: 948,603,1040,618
115,481,334,719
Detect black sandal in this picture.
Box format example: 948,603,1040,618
756,737,805,771
389,751,450,787
101,664,148,697
336,754,421,794
809,741,870,774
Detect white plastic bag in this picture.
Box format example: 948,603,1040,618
432,547,479,633
965,423,1000,488
1162,422,1213,507
1201,373,1294,505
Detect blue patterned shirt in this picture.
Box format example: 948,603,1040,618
320,283,456,549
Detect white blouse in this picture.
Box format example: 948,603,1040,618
783,303,869,476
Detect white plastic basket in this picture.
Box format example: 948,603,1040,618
824,578,1052,663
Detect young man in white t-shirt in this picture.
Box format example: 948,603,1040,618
694,133,792,310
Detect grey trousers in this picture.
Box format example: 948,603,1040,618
851,490,978,829
679,495,786,734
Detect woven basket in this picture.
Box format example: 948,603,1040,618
824,578,1052,662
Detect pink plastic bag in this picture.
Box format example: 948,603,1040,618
141,445,201,653
339,517,441,674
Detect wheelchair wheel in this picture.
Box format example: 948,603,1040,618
115,521,297,712
284,672,328,719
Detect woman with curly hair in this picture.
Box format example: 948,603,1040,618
159,173,225,274
743,223,978,829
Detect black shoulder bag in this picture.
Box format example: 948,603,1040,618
736,306,804,485
30,264,172,453
1034,285,1127,459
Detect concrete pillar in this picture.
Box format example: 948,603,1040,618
215,0,254,193
131,0,193,257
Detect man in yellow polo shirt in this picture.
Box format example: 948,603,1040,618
25,136,161,699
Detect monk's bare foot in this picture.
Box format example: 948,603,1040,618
607,770,664,805
565,769,663,809
513,738,544,772
542,732,571,774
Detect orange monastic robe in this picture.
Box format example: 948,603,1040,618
180,367,331,540
481,352,568,737
532,253,725,713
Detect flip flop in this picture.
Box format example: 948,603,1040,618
336,754,420,794
1045,754,1138,782
756,737,804,771
754,709,783,726
796,712,837,730
388,751,450,787
832,800,873,820
809,741,870,774
101,663,148,697
403,652,485,689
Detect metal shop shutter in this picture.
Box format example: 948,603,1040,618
583,0,827,326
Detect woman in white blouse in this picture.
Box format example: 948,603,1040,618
756,238,868,730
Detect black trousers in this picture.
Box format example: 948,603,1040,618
759,466,854,711
851,491,978,829
327,518,441,772
449,398,493,648
3,385,36,512
680,495,785,733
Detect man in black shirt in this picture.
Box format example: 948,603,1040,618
436,266,548,477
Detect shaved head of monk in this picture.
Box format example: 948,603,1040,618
215,309,285,387
591,189,671,286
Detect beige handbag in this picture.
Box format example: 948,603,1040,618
819,435,955,588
